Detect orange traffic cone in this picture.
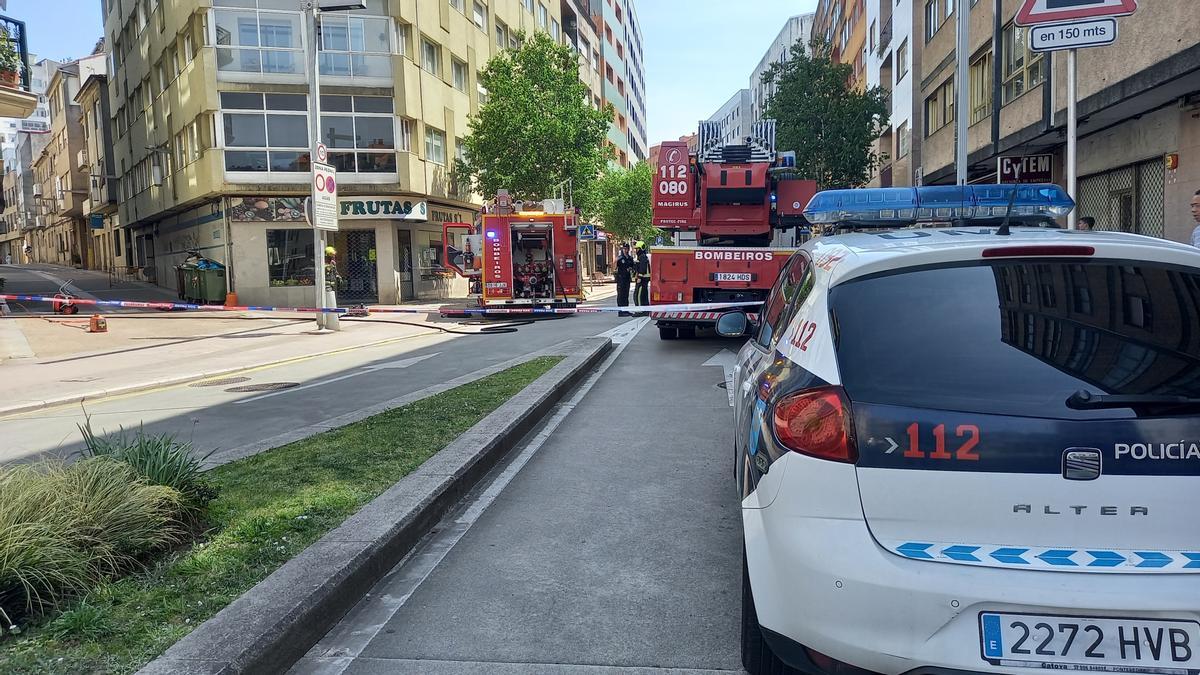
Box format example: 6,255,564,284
88,314,108,333
224,291,238,307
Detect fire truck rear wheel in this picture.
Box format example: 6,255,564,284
658,325,678,340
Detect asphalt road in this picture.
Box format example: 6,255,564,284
0,309,631,465
290,320,745,674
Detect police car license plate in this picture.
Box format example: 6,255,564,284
980,612,1200,673
715,273,752,282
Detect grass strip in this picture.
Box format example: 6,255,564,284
0,356,563,674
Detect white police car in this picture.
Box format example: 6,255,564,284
717,185,1200,675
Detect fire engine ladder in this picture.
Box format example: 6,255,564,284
696,119,777,164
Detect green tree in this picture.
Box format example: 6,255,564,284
763,40,890,188
455,32,613,201
584,162,663,243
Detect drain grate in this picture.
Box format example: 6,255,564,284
190,377,250,387
225,382,300,393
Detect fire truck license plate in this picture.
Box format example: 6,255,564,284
714,273,753,282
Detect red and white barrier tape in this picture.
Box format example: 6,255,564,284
0,294,762,317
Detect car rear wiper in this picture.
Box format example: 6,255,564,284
1066,390,1200,411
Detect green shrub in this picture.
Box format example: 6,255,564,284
0,459,184,626
78,423,216,514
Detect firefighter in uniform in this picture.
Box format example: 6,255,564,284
615,242,636,316
633,241,651,308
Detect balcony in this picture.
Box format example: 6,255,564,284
0,14,36,119
877,15,893,58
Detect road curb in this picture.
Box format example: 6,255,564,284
136,336,613,675
0,329,445,418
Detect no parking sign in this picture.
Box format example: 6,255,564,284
312,162,339,231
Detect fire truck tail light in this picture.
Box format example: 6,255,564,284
652,291,660,302
772,386,858,464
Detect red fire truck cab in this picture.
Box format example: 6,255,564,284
650,121,817,340
442,190,583,310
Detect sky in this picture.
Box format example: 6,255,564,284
13,0,104,64
639,0,818,144
11,0,819,146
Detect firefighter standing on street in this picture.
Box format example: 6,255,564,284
615,242,636,316
634,241,651,308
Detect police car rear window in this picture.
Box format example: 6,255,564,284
828,259,1200,419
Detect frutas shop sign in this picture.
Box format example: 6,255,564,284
339,198,428,221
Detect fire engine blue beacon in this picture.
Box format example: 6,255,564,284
803,184,1074,226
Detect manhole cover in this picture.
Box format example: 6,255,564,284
190,377,250,387
225,382,300,392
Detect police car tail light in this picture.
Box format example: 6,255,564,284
803,184,1074,225
772,386,858,463
981,245,1095,258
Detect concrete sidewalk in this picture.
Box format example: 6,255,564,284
0,314,448,417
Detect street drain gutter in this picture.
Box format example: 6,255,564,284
138,336,613,675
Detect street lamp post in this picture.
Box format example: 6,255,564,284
305,1,364,330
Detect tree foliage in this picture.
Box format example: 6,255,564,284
583,162,662,243
455,32,613,201
763,40,890,189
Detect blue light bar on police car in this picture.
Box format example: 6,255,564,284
803,184,1075,226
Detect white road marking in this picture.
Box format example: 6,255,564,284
235,353,440,404
702,348,737,407
290,317,649,675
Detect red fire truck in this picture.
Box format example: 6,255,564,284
442,190,583,311
649,121,818,339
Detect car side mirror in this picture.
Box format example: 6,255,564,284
715,311,750,337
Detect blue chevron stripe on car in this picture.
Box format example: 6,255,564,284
888,542,1200,572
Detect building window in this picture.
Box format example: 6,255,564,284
897,121,910,158
495,20,509,49
452,58,467,91
213,3,304,75
425,126,447,165
522,0,533,13
266,229,315,286
319,95,398,173
924,79,954,137
924,0,940,41
897,38,908,82
449,0,464,11
1002,23,1044,104
421,38,441,75
318,7,392,78
184,32,194,61
970,49,993,124
472,1,487,31
221,92,309,173
537,2,548,30
551,18,560,41
477,81,489,106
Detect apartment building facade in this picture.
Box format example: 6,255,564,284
102,0,580,306
589,0,643,166
814,0,868,87
77,70,123,273
749,13,814,130
0,57,58,262
703,88,750,148
25,56,106,268
910,0,1200,244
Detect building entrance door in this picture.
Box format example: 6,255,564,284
329,229,378,304
396,227,414,300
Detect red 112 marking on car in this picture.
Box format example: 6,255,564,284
902,423,981,461
790,320,817,351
